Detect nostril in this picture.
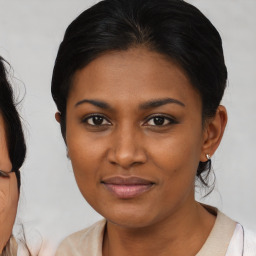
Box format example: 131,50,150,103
107,146,147,169
109,160,118,165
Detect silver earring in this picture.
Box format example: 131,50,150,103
206,154,211,160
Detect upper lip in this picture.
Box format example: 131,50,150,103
101,176,154,185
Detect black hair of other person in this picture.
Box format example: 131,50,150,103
0,57,27,256
0,57,26,189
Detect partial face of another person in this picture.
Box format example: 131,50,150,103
65,48,215,228
0,113,18,252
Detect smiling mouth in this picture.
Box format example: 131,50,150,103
101,176,155,199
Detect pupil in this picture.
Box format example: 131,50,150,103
93,116,103,125
154,117,164,125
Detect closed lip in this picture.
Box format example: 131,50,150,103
101,176,155,199
101,176,155,185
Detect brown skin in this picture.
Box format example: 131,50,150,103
0,113,19,253
57,47,227,256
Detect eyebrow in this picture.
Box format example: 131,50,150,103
75,99,112,109
139,98,185,109
75,97,185,110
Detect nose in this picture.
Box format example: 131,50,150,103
107,126,147,169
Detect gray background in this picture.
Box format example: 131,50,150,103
0,0,255,255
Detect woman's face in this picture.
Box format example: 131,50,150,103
0,113,19,252
65,48,209,228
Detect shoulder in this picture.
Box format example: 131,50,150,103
244,226,256,255
10,236,18,255
55,219,106,256
226,223,256,256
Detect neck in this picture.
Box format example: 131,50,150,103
103,201,215,256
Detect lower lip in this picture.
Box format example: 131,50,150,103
103,183,153,199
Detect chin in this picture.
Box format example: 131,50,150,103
108,216,154,229
100,204,158,229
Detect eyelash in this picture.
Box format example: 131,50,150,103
0,170,10,178
143,114,177,127
81,114,111,127
81,114,177,127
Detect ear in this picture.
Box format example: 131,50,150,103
200,105,228,162
55,112,61,123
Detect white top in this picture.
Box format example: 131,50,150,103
55,211,256,256
227,223,256,256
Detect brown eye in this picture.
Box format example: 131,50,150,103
152,117,165,125
90,116,104,125
83,115,111,126
146,116,175,126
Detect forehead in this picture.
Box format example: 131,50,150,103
68,48,201,108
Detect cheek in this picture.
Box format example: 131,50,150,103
68,135,105,173
66,114,110,169
148,124,203,193
150,126,202,170
0,175,19,243
0,179,10,213
0,175,19,214
66,127,106,194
